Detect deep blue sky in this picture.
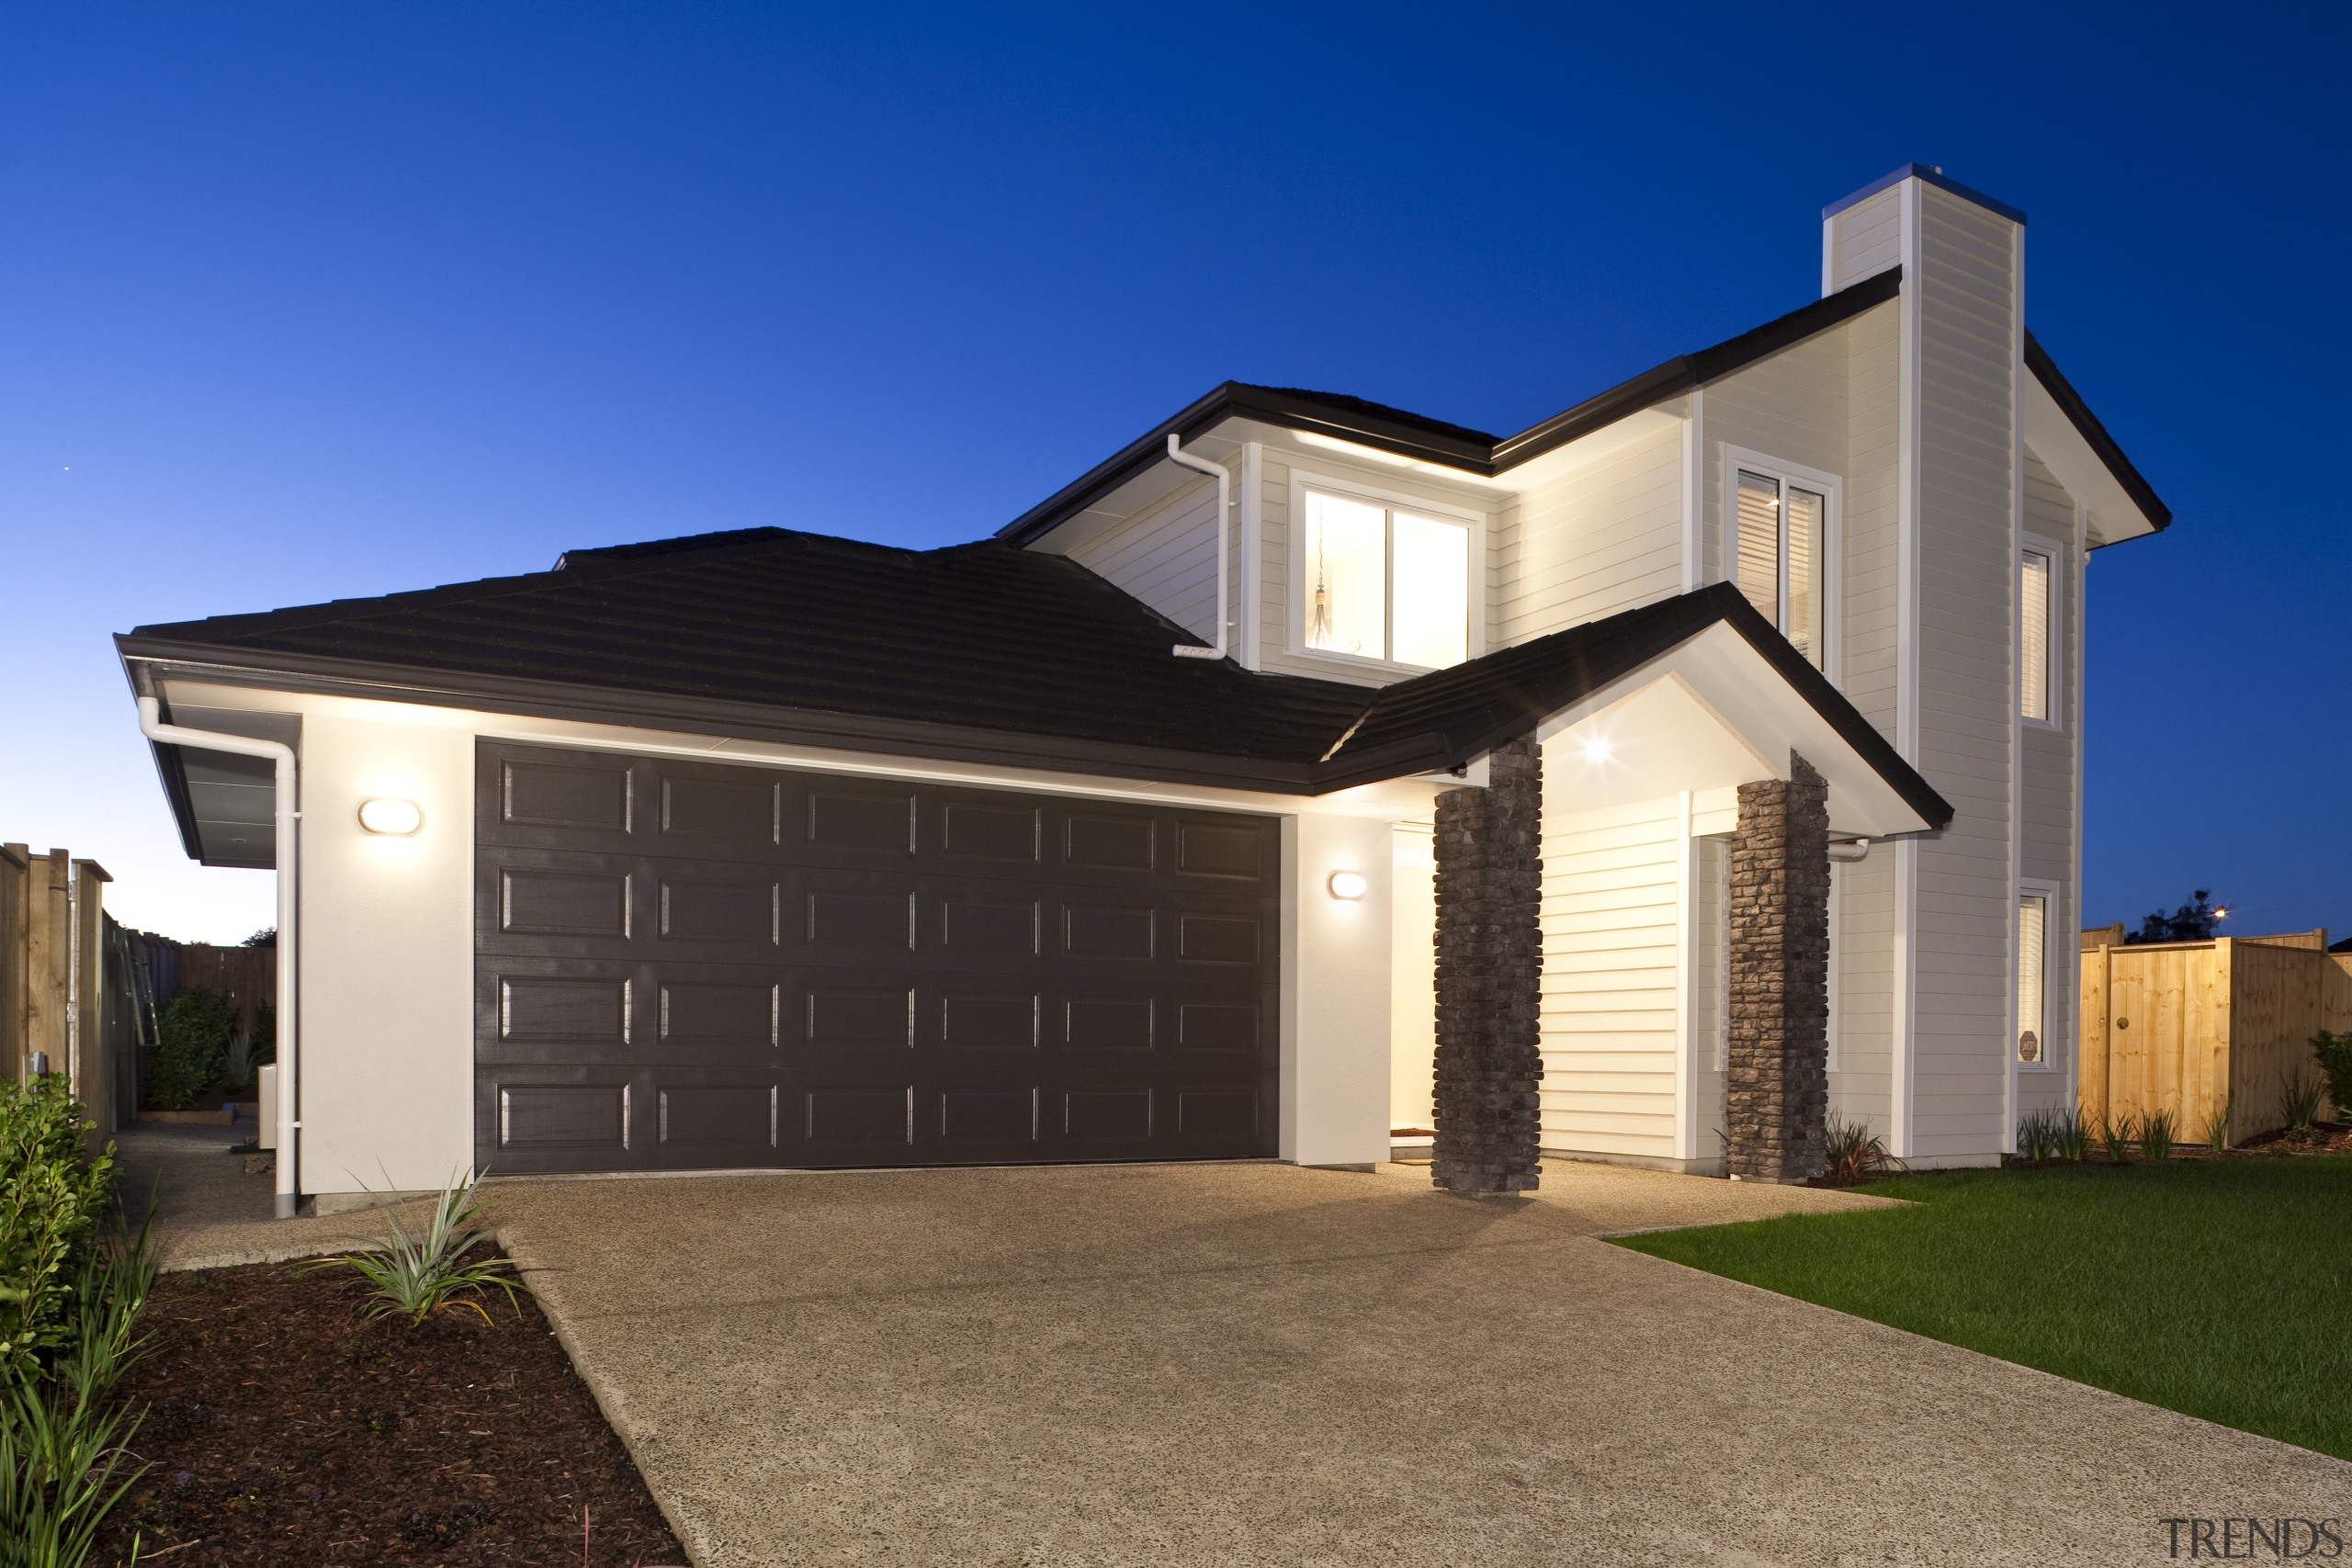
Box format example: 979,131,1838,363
3,4,2344,942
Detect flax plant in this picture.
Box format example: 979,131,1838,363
2101,1112,2137,1163
2054,1109,2092,1162
304,1172,521,1325
2281,1073,2326,1145
2203,1100,2233,1152
2140,1109,2177,1162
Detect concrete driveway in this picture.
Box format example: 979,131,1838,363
489,1161,2352,1567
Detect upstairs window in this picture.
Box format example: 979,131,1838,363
1301,489,1471,669
1735,468,1826,669
2020,547,2053,723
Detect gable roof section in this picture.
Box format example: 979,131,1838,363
2023,332,2171,536
998,267,1905,546
118,529,1947,828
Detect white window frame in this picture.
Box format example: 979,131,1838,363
1720,446,1843,686
1286,468,1487,676
2019,534,2064,732
2016,877,2061,1072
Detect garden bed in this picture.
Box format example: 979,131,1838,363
93,1257,684,1567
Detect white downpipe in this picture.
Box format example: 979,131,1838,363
138,696,301,1219
1165,433,1230,660
1827,838,1872,863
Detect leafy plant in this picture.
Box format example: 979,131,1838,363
1823,1114,1905,1184
2203,1099,2233,1152
0,1080,117,1379
2101,1111,2137,1163
303,1173,521,1325
2312,1031,2352,1126
2054,1108,2092,1162
147,989,233,1111
2140,1108,2177,1162
2281,1072,2325,1145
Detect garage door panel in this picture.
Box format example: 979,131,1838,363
476,740,1278,1172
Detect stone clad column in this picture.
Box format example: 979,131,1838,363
1726,752,1832,1182
1430,735,1544,1195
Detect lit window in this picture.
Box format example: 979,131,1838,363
2020,549,2052,722
2017,893,2048,1065
1735,468,1826,669
1303,491,1470,668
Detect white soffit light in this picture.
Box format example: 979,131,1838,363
1581,738,1613,762
357,798,424,836
1328,871,1369,900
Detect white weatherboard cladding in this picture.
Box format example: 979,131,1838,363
1907,186,2023,1162
1699,324,1851,592
1827,186,1904,292
1842,301,1904,735
2018,449,2083,1112
1829,835,1897,1124
1064,472,1224,646
1492,423,1684,645
1690,833,1728,1169
1536,775,1684,1160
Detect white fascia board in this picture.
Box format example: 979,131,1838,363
153,677,1447,824
1524,624,1935,839
2022,374,2158,548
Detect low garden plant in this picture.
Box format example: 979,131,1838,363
0,1077,157,1568
2139,1108,2177,1162
2280,1071,2325,1145
2014,1110,2056,1163
2053,1108,2092,1162
1822,1114,1904,1183
2308,1030,2352,1124
304,1172,522,1325
2100,1111,2136,1163
2203,1099,2232,1151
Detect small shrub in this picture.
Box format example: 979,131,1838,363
2140,1108,2177,1162
2203,1099,2232,1152
2281,1072,2325,1145
1823,1114,1905,1183
303,1173,521,1325
0,1079,117,1377
2101,1112,2137,1163
2312,1031,2352,1124
148,988,234,1110
2053,1108,2092,1162
220,1028,272,1095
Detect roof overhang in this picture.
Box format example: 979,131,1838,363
1000,268,1905,548
1524,624,1941,838
2023,333,2170,548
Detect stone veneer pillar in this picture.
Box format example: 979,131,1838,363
1430,734,1544,1195
1725,752,1832,1183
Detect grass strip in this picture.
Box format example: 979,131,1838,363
1613,1156,2352,1460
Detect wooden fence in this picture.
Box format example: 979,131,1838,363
2079,933,2352,1144
0,844,116,1132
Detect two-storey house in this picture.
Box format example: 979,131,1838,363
118,165,2165,1213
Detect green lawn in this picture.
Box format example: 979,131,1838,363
1613,1156,2352,1460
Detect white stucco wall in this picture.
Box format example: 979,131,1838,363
294,711,475,1195
1282,812,1394,1167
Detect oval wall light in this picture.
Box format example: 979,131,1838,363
357,798,424,836
1328,871,1368,900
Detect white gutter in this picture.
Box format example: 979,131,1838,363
137,695,302,1219
1164,434,1230,660
1827,837,1871,863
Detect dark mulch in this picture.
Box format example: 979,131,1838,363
93,1256,685,1568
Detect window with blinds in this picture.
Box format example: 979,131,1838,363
1734,468,1826,669
2017,893,2048,1065
2020,549,2052,722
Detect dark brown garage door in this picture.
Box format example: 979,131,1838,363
473,740,1280,1173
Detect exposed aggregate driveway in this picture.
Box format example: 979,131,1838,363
488,1159,2352,1567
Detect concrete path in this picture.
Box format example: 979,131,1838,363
487,1160,2352,1566
114,1123,433,1270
